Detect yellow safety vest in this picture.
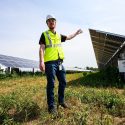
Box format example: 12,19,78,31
44,30,65,62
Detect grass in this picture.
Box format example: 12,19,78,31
0,73,125,125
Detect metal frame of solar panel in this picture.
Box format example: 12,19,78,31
89,29,125,69
0,54,39,68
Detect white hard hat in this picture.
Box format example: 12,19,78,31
46,14,56,22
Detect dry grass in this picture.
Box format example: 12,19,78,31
0,73,125,125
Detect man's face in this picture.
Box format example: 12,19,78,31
47,18,56,29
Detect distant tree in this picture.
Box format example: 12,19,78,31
86,66,89,70
86,66,98,71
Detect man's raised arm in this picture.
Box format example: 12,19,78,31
66,29,83,40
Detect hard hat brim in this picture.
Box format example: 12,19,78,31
46,18,56,22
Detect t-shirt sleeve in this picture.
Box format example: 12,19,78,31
61,34,67,42
39,33,45,45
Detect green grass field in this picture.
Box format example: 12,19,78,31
0,73,125,125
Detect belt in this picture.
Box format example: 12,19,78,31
45,59,63,64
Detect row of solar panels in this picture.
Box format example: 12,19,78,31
0,54,39,68
89,29,125,69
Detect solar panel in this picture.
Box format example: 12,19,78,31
0,54,39,68
0,60,14,67
89,29,125,69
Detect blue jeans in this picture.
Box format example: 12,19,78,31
45,60,66,108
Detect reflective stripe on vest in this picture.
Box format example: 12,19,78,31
45,31,62,48
46,31,52,46
46,44,62,48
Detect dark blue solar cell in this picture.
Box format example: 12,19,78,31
0,54,39,68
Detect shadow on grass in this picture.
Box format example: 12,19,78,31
0,99,41,124
67,72,124,88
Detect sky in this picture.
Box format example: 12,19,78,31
0,0,125,68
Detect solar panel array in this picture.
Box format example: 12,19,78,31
0,54,39,68
89,29,125,69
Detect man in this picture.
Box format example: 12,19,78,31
39,14,82,114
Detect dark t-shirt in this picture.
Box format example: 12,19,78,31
39,32,67,45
